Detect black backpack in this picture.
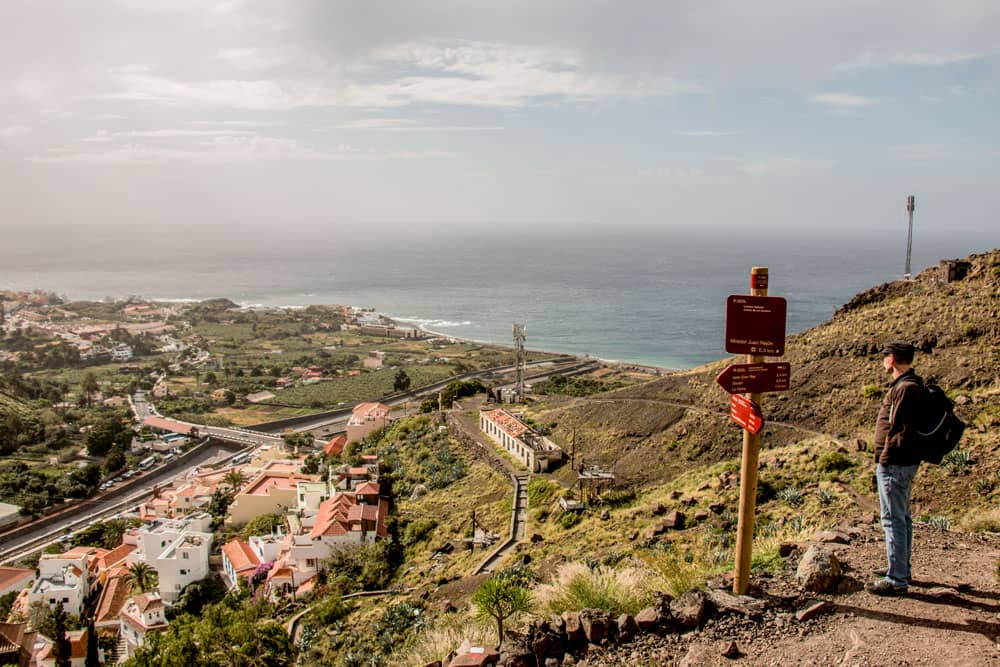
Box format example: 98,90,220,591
917,383,966,464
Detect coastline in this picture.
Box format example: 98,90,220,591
387,314,678,375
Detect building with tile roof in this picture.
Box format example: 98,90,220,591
480,408,563,473
0,622,35,667
36,628,91,667
119,593,167,661
221,539,261,588
0,567,33,598
346,402,392,443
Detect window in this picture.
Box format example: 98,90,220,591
62,597,69,603
182,552,189,560
180,569,187,575
175,584,181,590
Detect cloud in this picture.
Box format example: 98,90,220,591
332,118,504,132
33,135,460,165
680,130,735,137
0,125,31,138
808,92,880,113
740,156,836,175
835,50,992,71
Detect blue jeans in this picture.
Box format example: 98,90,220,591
876,463,919,587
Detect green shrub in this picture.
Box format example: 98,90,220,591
401,518,438,547
527,478,558,508
558,511,582,529
926,515,951,530
776,487,804,507
862,385,885,400
942,449,972,475
536,562,652,616
817,451,854,473
817,489,834,506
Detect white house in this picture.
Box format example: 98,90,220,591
119,593,168,660
479,408,563,473
127,513,213,602
28,548,102,617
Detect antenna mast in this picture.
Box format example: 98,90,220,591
904,195,915,280
513,323,526,403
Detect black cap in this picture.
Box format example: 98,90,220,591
881,342,915,362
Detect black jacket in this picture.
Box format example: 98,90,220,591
873,370,924,466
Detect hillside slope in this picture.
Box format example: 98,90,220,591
528,249,999,518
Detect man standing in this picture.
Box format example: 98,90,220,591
869,341,924,596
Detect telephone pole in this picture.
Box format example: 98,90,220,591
904,195,915,280
513,323,526,403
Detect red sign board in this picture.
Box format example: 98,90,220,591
716,362,791,394
725,295,787,356
730,393,764,434
751,273,768,290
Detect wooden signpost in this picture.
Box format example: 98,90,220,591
718,267,790,596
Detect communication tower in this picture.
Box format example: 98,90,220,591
904,195,916,280
513,323,527,403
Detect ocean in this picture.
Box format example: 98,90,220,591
1,223,994,369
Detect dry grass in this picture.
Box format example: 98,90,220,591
393,617,495,667
535,561,654,616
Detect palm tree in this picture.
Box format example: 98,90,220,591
223,469,247,494
472,575,533,645
126,561,157,594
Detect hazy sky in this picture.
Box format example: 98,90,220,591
1,1,998,233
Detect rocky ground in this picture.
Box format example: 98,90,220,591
567,522,1000,667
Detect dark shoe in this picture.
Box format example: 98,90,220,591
867,579,907,596
873,568,910,583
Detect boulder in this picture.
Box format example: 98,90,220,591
616,614,638,641
813,530,851,544
663,511,686,530
498,631,535,667
530,627,563,663
562,611,585,644
721,640,742,659
670,589,710,628
778,542,798,557
795,545,842,593
634,606,664,633
709,502,725,514
530,533,544,543
579,609,613,645
693,510,709,522
794,600,830,622
704,589,766,617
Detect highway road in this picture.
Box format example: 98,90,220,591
0,441,239,565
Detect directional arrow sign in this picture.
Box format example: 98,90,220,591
715,362,791,394
725,295,787,356
729,393,764,434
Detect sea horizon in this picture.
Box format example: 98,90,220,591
2,224,995,369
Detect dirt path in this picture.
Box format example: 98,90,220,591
582,396,840,442
585,522,1000,666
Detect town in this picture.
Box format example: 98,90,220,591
0,290,636,666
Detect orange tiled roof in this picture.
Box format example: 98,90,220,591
324,434,347,456
221,540,260,575
310,495,355,538
484,409,531,439
97,543,136,572
354,481,379,495
143,416,194,434
0,567,33,592
351,402,390,420
94,574,133,625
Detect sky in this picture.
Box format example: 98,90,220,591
1,1,999,235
